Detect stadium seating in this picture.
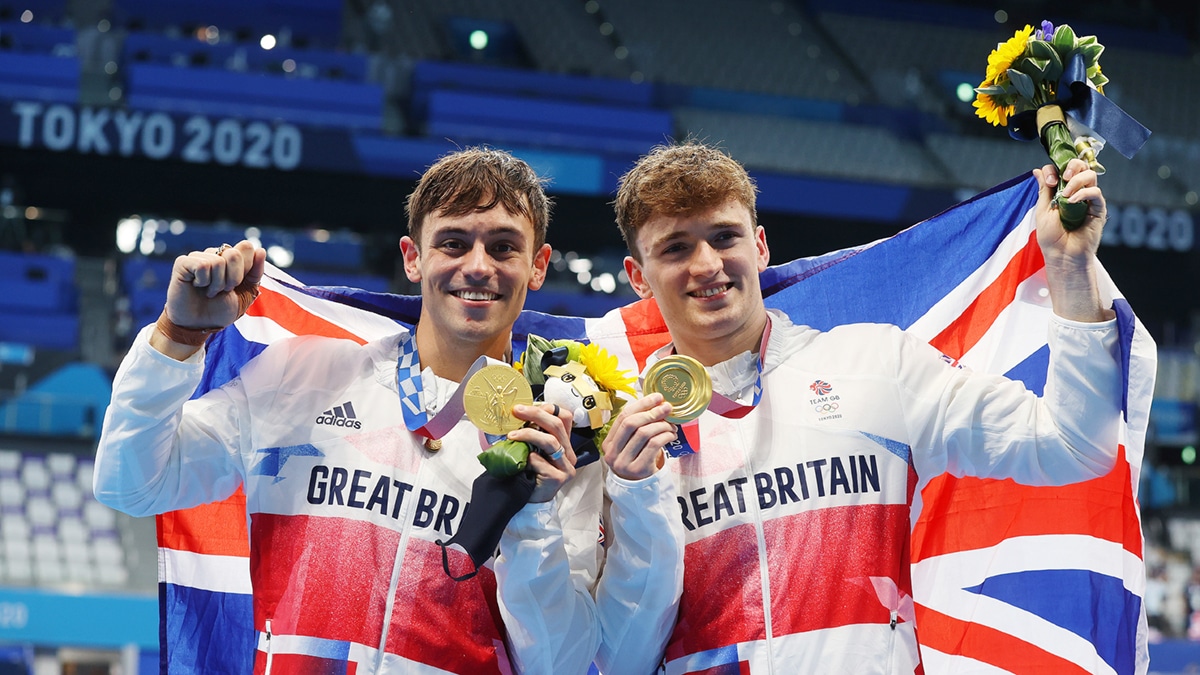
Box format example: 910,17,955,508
111,0,343,49
124,62,385,129
0,449,128,588
0,252,79,351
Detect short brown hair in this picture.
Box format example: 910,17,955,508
614,141,758,260
406,147,552,249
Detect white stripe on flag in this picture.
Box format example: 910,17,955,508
159,547,253,594
257,270,403,340
918,647,1026,675
958,271,1053,374
906,208,1037,342
232,314,298,345
913,534,1140,675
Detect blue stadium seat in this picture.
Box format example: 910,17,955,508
0,20,74,53
424,89,671,156
0,50,78,103
125,63,384,129
121,31,368,81
0,251,79,351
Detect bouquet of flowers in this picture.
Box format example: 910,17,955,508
974,20,1149,229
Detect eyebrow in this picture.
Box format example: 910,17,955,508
428,224,530,240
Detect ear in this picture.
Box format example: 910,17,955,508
528,243,551,291
399,236,422,283
624,256,653,299
754,225,770,273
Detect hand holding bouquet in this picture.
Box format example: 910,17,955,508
974,21,1150,230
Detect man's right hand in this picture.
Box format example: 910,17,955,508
151,240,266,360
601,392,676,481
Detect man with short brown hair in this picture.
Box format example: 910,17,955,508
95,147,600,673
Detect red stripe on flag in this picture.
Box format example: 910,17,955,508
157,488,250,557
912,448,1142,563
247,288,368,345
928,231,1044,361
914,604,1092,674
618,299,671,371
765,504,910,636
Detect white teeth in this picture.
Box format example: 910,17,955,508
694,285,729,298
456,290,499,301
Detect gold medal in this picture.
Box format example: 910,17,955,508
643,355,712,424
463,364,534,435
423,437,442,452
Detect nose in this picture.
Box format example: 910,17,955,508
690,241,722,278
462,241,493,279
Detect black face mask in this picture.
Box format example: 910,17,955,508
436,428,600,582
437,470,537,581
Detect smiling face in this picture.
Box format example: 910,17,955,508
401,203,550,378
624,197,770,366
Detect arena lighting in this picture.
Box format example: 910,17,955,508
591,272,617,294
19,10,32,23
1183,445,1197,465
469,30,489,50
955,82,975,103
115,218,141,254
266,245,294,268
260,34,277,50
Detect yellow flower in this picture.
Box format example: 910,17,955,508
578,343,636,396
974,24,1032,127
973,93,1010,126
983,25,1033,86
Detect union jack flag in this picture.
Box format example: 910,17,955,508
153,174,1153,674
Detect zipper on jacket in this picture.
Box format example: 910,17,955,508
739,440,776,671
264,619,274,674
886,611,898,673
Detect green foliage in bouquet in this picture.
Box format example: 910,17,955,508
974,21,1109,230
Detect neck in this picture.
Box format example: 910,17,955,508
673,309,769,367
412,321,511,383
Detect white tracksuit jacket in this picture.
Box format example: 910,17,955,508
94,324,681,675
569,310,1122,675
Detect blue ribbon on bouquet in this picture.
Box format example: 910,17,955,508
1008,52,1151,159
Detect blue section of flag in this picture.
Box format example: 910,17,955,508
964,568,1140,675
196,325,267,397
1003,344,1050,396
761,175,1034,331
161,582,255,674
860,432,912,464
289,635,353,661
250,444,325,482
684,644,741,670
1114,298,1136,421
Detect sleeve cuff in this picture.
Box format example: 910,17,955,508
135,323,208,367
1049,313,1118,331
